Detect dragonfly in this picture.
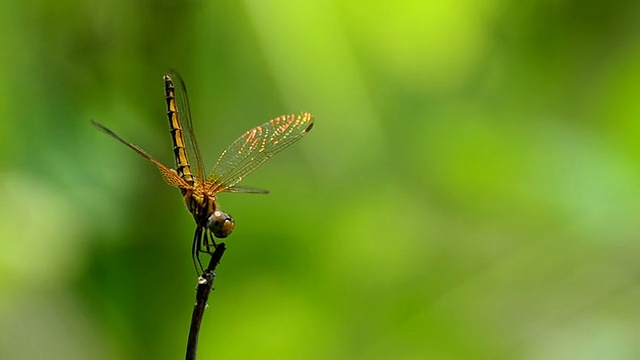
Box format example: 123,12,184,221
92,70,314,271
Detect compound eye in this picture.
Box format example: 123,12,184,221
207,210,235,238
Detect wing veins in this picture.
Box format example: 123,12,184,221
207,112,313,191
91,119,191,189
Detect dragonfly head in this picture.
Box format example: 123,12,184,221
208,210,235,238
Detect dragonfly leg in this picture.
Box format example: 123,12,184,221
200,231,218,255
191,229,218,273
192,227,205,273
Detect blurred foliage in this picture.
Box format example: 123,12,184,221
1,0,640,359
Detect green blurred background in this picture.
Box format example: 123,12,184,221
1,0,640,359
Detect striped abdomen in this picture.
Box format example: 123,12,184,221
164,74,195,186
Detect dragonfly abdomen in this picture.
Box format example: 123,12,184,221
164,75,195,186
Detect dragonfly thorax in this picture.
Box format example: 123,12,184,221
184,190,235,238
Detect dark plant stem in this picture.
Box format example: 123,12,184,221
186,242,226,360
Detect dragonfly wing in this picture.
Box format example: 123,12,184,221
224,185,269,194
206,112,314,192
166,70,206,180
91,119,191,190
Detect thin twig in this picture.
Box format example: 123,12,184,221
186,242,226,360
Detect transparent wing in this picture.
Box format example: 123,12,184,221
224,185,269,194
166,70,206,180
91,120,191,190
207,112,314,192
